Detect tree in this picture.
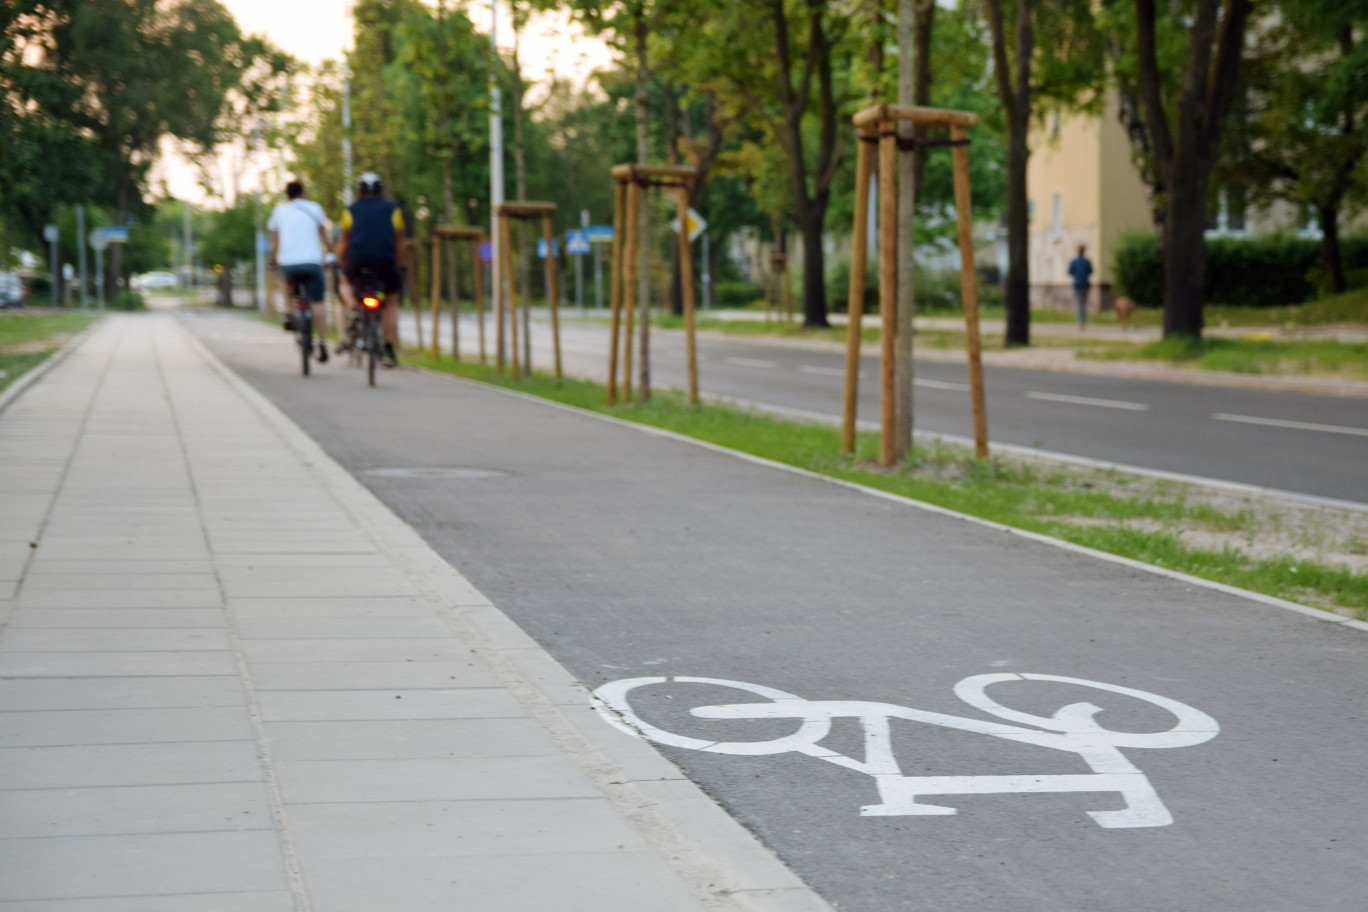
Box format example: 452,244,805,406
35,0,255,287
1104,0,1253,338
672,0,859,328
1241,0,1368,293
986,0,1104,347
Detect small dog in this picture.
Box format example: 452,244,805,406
1114,295,1135,329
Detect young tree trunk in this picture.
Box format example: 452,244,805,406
1319,204,1346,294
512,26,531,370
634,15,652,399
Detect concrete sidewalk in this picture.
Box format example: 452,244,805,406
0,315,830,912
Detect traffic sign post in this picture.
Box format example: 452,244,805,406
88,229,109,312
44,224,59,308
566,229,591,318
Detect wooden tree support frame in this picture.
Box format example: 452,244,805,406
841,104,989,464
606,163,700,406
428,225,487,364
493,202,561,380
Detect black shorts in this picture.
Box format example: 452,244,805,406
281,263,325,303
345,257,401,297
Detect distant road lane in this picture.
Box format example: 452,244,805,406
400,314,1368,504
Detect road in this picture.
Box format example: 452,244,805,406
397,309,1368,504
187,308,1368,912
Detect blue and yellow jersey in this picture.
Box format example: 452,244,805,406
340,198,406,261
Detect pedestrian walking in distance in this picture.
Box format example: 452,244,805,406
1069,245,1093,331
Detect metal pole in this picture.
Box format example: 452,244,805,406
578,208,587,317
49,233,58,308
342,77,354,205
76,206,87,309
594,239,603,309
183,206,192,288
95,246,105,312
702,232,712,309
255,192,266,315
489,0,505,366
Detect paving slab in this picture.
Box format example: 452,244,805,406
0,314,822,912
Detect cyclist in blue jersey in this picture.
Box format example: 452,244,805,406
338,172,407,367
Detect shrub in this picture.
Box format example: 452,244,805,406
111,290,146,311
827,260,1002,314
712,280,764,309
1113,233,1368,308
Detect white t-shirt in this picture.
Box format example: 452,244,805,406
267,199,329,267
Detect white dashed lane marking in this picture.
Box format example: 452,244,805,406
1212,413,1368,438
725,357,778,369
1025,391,1151,411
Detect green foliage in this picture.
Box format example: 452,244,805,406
1115,233,1368,307
711,281,765,309
199,203,261,269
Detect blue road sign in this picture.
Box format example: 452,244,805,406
584,225,614,243
536,238,561,259
99,226,130,243
566,230,591,256
478,240,493,263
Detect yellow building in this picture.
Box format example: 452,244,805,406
1027,91,1351,311
1026,92,1151,312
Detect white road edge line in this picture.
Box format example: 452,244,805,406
412,372,1367,635
1212,412,1368,438
725,357,778,369
798,365,846,377
1026,391,1151,411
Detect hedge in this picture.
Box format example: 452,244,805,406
1113,233,1368,308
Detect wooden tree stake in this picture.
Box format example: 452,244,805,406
951,123,988,459
542,212,563,378
842,134,875,456
607,179,627,405
878,121,899,467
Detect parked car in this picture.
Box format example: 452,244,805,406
0,272,23,308
134,271,178,291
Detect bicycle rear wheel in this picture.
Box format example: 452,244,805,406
365,312,379,387
298,310,313,377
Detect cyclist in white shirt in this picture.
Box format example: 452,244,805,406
267,180,335,363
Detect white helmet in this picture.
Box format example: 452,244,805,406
358,171,383,193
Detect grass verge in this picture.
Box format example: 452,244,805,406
0,310,98,394
1077,335,1368,379
405,349,1368,620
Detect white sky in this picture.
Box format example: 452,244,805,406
155,0,615,204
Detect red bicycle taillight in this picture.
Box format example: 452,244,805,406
362,296,381,310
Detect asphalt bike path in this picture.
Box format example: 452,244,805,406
189,308,1368,912
403,313,1368,504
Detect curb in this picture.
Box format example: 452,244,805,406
178,319,837,912
681,327,1368,399
0,318,102,416
408,364,1368,637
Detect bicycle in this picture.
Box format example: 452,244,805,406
592,673,1219,829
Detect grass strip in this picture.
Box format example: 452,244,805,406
0,310,98,393
405,350,1368,620
1077,335,1368,378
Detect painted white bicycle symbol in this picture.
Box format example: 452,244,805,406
592,674,1219,829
